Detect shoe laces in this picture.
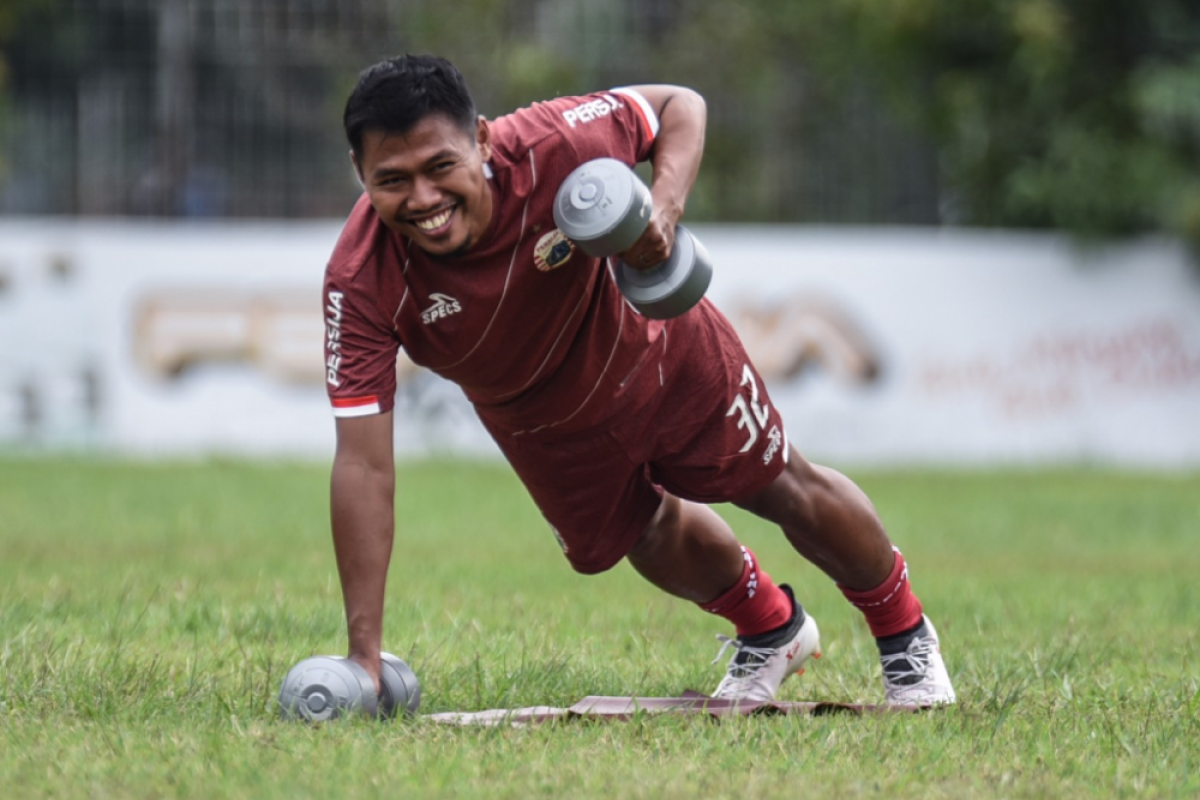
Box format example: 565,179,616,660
880,633,936,687
712,634,776,678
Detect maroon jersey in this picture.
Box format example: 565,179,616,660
323,88,665,435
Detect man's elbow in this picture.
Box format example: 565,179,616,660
332,448,395,487
663,86,706,119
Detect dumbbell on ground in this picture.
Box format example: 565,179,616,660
278,652,420,722
553,157,713,320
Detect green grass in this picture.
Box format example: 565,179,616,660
1,457,1198,799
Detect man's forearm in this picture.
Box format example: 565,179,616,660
649,88,706,227
330,455,395,660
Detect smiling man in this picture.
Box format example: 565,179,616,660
323,54,956,707
351,113,494,258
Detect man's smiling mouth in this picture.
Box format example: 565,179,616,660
413,207,454,231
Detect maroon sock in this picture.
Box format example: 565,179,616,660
839,547,924,638
699,546,794,637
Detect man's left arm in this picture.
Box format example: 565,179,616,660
618,85,707,269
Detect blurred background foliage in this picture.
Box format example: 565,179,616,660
0,0,1196,246
814,0,1200,243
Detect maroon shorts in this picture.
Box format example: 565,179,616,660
479,302,790,574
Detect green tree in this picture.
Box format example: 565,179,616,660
0,0,20,183
811,0,1200,243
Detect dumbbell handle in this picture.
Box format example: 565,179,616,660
337,655,383,716
345,652,417,717
617,222,692,268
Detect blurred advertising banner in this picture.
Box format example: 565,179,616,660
1,219,1198,466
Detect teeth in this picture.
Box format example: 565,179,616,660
415,208,453,231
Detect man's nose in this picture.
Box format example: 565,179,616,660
408,176,441,209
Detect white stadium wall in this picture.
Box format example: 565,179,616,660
1,219,1198,466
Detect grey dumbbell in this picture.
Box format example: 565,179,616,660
379,651,421,716
278,652,420,721
553,157,712,320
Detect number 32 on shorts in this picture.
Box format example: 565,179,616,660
725,364,785,464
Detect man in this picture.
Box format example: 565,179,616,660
324,54,955,706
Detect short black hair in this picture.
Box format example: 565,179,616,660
343,54,478,161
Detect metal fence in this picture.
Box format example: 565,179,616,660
0,0,940,223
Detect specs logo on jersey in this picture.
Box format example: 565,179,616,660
326,290,344,387
763,424,783,465
421,292,463,325
562,94,623,128
534,229,576,272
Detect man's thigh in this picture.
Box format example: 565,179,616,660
486,426,663,575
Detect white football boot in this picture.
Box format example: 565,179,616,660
711,589,821,703
880,615,956,706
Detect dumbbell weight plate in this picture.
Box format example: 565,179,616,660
615,225,713,320
277,655,380,722
553,157,651,258
379,652,422,717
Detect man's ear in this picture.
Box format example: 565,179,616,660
475,116,492,162
349,149,365,188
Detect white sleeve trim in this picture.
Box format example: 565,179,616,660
331,400,382,418
611,88,660,138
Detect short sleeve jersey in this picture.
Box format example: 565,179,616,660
323,89,666,436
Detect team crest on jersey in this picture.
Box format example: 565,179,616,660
534,229,576,272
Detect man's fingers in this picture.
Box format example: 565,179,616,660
621,221,675,269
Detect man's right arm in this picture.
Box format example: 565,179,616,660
330,410,396,692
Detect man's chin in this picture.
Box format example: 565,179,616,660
420,232,473,260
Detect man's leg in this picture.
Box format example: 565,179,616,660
625,494,743,602
626,493,821,702
734,445,956,705
732,447,894,590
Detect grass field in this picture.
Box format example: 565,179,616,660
1,456,1197,799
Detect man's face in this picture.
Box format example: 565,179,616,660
354,114,493,258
